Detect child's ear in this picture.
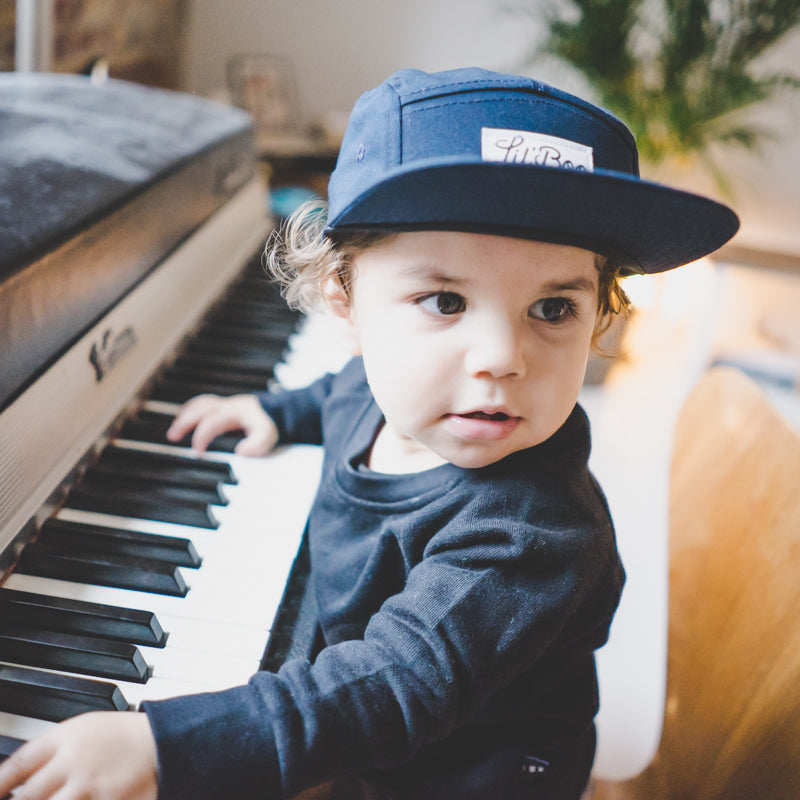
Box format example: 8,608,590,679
323,277,351,319
322,278,362,356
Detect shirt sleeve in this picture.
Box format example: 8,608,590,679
142,512,622,799
254,371,336,445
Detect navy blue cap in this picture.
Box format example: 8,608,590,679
325,67,739,274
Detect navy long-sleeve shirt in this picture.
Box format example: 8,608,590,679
143,357,624,799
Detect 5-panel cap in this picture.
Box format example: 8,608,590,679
325,67,740,274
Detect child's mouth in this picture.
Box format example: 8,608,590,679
447,410,520,440
460,411,511,421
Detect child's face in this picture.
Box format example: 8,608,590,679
339,231,599,470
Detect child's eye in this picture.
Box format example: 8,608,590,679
416,291,466,316
530,297,578,323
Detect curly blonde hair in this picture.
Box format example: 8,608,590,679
265,200,630,347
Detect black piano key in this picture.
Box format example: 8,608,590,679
193,324,291,348
117,411,179,441
176,342,284,375
65,467,222,527
0,589,166,647
236,273,290,294
215,291,294,309
16,543,190,596
197,320,296,343
185,338,286,361
174,353,280,383
117,410,243,453
0,733,24,763
0,664,129,722
207,318,297,337
226,285,292,307
78,470,227,507
66,487,218,529
205,307,299,333
0,621,150,684
159,365,270,393
40,518,201,569
191,327,287,351
95,444,236,489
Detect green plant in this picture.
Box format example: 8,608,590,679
513,0,800,190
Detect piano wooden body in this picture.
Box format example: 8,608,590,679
0,74,321,757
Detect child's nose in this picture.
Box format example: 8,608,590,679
464,321,527,379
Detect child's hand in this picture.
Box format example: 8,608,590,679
166,393,279,456
0,711,158,800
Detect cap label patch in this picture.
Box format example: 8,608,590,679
482,127,594,172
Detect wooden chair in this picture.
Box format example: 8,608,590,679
593,366,800,799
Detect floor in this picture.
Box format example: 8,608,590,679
584,256,800,797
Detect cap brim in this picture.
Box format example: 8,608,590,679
326,162,740,274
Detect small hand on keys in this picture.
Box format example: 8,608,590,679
0,711,158,800
166,393,279,456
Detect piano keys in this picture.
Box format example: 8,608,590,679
0,239,327,743
0,285,325,749
0,75,331,757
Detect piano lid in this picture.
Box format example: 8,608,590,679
0,73,257,411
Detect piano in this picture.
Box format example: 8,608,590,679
0,74,326,761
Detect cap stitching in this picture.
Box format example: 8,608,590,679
398,77,537,99
388,81,403,169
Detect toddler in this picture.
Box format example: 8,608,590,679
0,67,738,800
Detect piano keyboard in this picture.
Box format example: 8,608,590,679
0,444,323,743
0,184,342,760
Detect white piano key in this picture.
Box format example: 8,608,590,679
155,614,268,660
112,436,237,462
0,711,57,742
7,555,307,635
53,505,295,567
142,400,182,416
0,630,260,718
0,617,261,690
114,670,256,709
0,669,250,725
138,646,259,689
8,550,289,621
5,569,283,632
0,625,258,693
2,603,265,665
0,639,259,718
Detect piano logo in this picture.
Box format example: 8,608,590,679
213,153,253,197
89,326,137,382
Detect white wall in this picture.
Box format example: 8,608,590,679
183,1,800,259
183,0,539,119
